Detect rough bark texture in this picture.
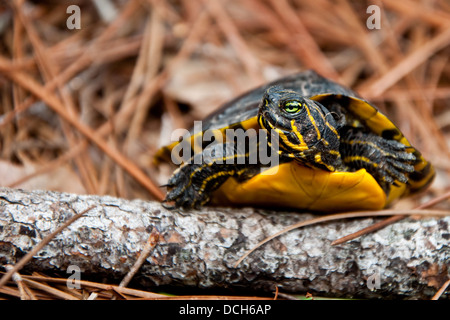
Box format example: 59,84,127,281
0,187,448,299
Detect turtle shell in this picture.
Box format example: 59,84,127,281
157,70,434,211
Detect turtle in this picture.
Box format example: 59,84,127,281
156,70,435,212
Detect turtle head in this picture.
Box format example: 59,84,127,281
258,86,318,130
258,86,342,170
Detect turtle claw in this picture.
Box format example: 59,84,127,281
163,163,212,210
161,199,176,210
341,129,417,192
375,139,416,186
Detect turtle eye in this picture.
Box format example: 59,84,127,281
282,100,302,113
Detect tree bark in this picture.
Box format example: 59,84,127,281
0,187,448,299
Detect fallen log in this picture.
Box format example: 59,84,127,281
0,187,448,299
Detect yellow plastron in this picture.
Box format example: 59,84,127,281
212,161,407,212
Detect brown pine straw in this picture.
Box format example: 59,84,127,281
4,266,37,300
0,56,164,200
2,3,211,197
432,279,450,300
14,1,98,193
0,273,273,300
1,0,143,126
0,0,449,299
206,0,263,84
269,0,340,80
359,27,450,98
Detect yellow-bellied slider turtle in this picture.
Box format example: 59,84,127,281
157,70,434,211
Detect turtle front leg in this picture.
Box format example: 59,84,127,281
164,142,259,209
340,128,416,192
